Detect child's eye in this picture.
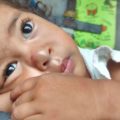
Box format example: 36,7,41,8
21,21,33,39
4,62,17,79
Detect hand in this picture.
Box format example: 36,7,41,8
10,73,99,120
10,73,120,120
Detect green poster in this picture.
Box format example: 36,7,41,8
74,0,117,48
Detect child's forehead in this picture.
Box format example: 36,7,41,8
0,4,22,23
0,3,20,12
0,4,19,32
0,4,21,56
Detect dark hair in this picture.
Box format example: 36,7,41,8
0,0,44,17
0,0,29,9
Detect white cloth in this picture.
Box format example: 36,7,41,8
79,46,120,80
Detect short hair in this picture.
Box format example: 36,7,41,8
0,0,44,17
0,0,29,9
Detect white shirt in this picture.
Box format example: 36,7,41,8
79,46,120,80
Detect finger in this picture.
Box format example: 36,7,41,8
24,114,42,120
13,90,34,108
10,78,36,102
12,102,42,120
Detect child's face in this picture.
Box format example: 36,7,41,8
0,4,86,111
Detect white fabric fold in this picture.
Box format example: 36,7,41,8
79,46,120,80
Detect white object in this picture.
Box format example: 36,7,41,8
79,46,120,80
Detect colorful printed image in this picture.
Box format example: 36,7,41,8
74,0,117,48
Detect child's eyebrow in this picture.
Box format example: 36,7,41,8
8,12,22,34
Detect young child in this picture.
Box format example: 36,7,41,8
0,0,120,120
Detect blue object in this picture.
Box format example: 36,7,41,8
29,0,36,8
0,112,11,120
47,16,102,34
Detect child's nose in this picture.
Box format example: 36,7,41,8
31,49,50,71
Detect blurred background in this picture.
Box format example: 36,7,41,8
14,0,120,49
116,0,120,50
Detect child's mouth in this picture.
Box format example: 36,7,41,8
61,57,74,73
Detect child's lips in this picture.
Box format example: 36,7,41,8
61,57,74,73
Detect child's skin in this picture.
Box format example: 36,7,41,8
0,2,120,120
0,3,90,112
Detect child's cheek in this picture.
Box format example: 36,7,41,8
0,92,12,112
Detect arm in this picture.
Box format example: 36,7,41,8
10,73,120,120
88,79,120,119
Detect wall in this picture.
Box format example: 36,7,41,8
115,0,120,50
